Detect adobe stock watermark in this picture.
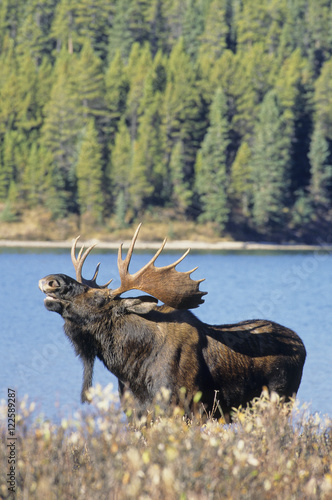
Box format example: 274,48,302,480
16,329,69,386
6,389,16,494
251,237,332,319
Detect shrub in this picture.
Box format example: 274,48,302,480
1,386,331,499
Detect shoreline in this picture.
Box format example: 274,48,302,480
1,238,332,252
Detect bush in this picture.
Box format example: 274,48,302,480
1,386,331,499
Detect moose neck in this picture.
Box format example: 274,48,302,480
64,309,162,395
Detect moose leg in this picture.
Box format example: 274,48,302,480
80,355,95,403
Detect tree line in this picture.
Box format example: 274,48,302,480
1,0,332,241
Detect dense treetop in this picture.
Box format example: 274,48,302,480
1,0,332,242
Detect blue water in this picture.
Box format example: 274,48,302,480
1,247,331,421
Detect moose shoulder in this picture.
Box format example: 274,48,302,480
39,224,306,421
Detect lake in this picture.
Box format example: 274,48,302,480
1,246,331,421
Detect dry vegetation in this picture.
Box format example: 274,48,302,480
0,207,226,243
1,386,331,500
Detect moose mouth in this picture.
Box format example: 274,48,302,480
38,279,61,305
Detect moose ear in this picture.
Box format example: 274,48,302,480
122,296,158,315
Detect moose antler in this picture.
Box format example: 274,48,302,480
110,224,207,309
71,236,112,289
71,225,207,308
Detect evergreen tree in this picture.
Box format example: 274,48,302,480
16,0,57,64
162,0,186,49
0,131,16,201
274,49,313,193
51,0,77,54
76,119,104,221
129,139,154,214
134,93,166,205
72,40,108,138
182,0,204,61
126,43,153,140
233,43,274,139
308,123,332,207
0,39,21,134
40,51,80,213
306,0,332,75
251,90,291,229
147,0,168,56
236,0,286,54
105,50,129,144
198,0,229,63
0,0,25,48
73,0,114,60
230,141,252,216
162,38,203,192
313,58,332,140
108,0,151,60
0,180,19,222
23,142,41,207
169,140,192,214
110,119,133,221
195,87,230,231
42,145,68,219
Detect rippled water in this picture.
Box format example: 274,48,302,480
1,247,331,420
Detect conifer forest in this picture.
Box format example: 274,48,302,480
1,0,332,242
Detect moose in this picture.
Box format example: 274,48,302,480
39,224,306,421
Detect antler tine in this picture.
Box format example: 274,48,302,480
110,224,207,309
71,236,112,289
117,222,143,274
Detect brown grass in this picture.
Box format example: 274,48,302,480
1,387,331,499
0,208,225,243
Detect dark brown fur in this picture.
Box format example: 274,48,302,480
39,274,306,420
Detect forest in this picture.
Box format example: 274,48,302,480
1,0,332,242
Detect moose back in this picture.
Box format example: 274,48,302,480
39,224,306,420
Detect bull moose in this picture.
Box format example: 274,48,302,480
39,224,306,421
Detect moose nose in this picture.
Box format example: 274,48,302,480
39,277,60,293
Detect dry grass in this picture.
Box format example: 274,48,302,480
0,208,224,243
1,386,331,499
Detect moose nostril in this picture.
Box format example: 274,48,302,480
48,279,60,288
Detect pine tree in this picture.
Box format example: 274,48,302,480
105,50,129,144
72,40,108,138
162,38,203,197
313,58,332,140
16,0,57,64
182,0,204,61
22,142,52,208
129,139,154,214
308,123,332,207
251,90,291,229
230,141,252,216
274,49,313,194
0,131,16,201
195,87,230,231
40,51,80,213
198,0,229,63
126,43,153,141
73,0,114,60
147,0,168,56
0,180,19,222
51,0,77,54
110,119,132,221
133,93,166,206
76,119,104,221
0,0,25,48
108,0,151,60
0,39,21,134
236,0,286,54
169,140,192,214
